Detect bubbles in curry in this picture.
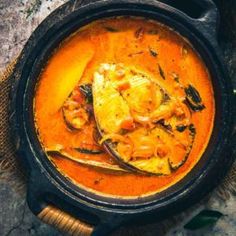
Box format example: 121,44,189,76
34,17,215,197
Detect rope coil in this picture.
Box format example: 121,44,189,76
38,205,94,236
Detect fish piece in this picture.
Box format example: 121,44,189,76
49,42,94,113
93,63,195,175
93,69,132,134
122,73,162,114
129,157,171,175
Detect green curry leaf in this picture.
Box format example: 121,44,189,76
184,210,223,230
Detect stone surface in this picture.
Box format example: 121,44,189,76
0,0,235,235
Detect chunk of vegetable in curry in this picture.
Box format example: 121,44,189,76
34,17,215,197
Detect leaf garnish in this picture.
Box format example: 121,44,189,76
176,125,187,132
158,64,165,80
185,85,205,112
149,47,158,57
184,210,223,230
189,124,196,136
79,84,93,104
104,26,119,32
74,148,104,155
172,73,180,83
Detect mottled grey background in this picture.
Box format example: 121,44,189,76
0,0,235,235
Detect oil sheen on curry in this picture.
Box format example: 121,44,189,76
34,17,215,197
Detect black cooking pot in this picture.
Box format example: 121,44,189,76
9,0,235,235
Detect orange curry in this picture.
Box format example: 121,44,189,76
34,17,215,197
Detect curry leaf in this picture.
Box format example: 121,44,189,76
158,64,165,79
149,47,158,57
184,84,205,112
74,147,104,155
176,125,187,132
79,84,93,104
185,84,202,103
104,26,119,32
184,210,223,230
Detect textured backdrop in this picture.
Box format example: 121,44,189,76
0,0,235,236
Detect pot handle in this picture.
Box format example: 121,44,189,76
191,0,219,37
160,0,219,41
38,205,94,236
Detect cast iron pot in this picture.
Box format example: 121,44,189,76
9,0,235,235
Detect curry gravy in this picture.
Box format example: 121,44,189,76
34,17,215,197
